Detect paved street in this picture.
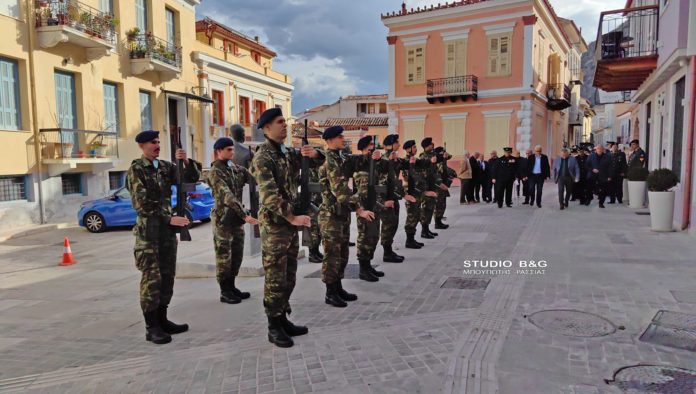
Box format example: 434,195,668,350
1,186,696,393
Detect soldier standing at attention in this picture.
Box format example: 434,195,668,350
380,134,413,263
492,147,518,208
208,137,259,305
419,138,446,238
607,141,627,204
127,130,200,345
433,146,453,230
402,140,430,249
251,108,322,348
320,127,377,307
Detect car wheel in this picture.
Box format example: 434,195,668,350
84,212,106,233
200,217,211,223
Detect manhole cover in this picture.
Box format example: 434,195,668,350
640,310,696,352
440,277,490,290
606,365,696,393
305,264,371,279
528,309,616,337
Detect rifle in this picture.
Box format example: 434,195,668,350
441,143,453,187
297,119,320,246
173,126,194,241
385,151,402,201
407,155,421,196
248,171,260,238
365,136,383,238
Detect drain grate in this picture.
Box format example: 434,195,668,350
640,310,696,352
528,309,616,337
305,264,368,279
440,277,490,290
606,365,696,393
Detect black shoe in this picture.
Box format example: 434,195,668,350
537,204,542,208
337,279,358,301
157,305,188,335
220,291,242,304
369,264,384,277
280,313,308,336
560,205,565,210
230,276,250,300
522,201,529,205
267,316,293,348
144,311,172,345
420,230,434,239
325,283,348,308
308,247,323,263
383,245,404,263
406,235,423,249
618,199,623,204
358,260,379,282
609,200,615,204
506,204,513,208
434,219,449,230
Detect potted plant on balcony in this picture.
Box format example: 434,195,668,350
646,168,679,232
89,139,108,158
627,166,649,208
125,27,140,42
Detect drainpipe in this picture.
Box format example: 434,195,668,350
682,55,696,230
26,0,45,224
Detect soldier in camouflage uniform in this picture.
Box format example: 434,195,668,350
126,130,200,345
380,134,413,263
401,140,433,249
208,138,259,305
418,138,445,239
433,146,454,230
319,127,377,308
251,108,322,348
307,165,323,263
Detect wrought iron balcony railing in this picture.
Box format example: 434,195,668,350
546,83,571,111
128,33,182,69
39,128,119,160
595,5,659,61
427,75,478,103
34,0,117,45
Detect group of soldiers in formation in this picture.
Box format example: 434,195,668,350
126,108,458,348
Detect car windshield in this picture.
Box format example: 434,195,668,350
115,188,131,200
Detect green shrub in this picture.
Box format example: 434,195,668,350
646,168,679,192
627,166,649,181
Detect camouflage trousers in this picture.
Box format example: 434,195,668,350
213,219,245,284
309,209,322,249
380,202,399,247
260,220,299,318
435,189,448,220
133,218,177,313
320,210,350,284
420,194,437,228
404,197,422,236
357,210,381,261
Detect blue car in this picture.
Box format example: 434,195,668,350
78,183,214,233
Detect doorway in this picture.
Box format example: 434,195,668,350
672,77,686,179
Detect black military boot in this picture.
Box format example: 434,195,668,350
336,279,358,301
358,259,379,282
382,245,404,263
308,247,323,263
435,218,449,229
406,234,423,249
219,279,241,304
281,313,309,336
368,262,385,278
144,310,172,345
428,227,439,237
157,305,189,335
230,276,250,299
420,228,435,239
325,283,348,308
267,316,293,348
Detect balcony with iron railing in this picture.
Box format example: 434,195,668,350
39,128,119,176
546,83,571,111
426,75,478,104
127,32,182,76
593,4,659,92
34,0,117,60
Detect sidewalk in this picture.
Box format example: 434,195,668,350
0,186,695,393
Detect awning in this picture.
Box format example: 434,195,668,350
161,89,215,104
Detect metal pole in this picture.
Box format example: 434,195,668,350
26,0,45,224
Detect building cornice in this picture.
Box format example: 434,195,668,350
401,35,429,46
387,11,529,38
382,0,530,26
193,52,294,92
484,21,517,35
441,29,470,41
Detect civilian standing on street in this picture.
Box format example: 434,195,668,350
586,145,614,208
524,145,550,208
230,124,253,169
459,150,473,204
552,148,580,210
470,152,482,202
485,151,498,203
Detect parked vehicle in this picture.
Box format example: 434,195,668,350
78,183,214,233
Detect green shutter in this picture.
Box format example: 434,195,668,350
0,58,20,130
139,91,152,131
103,83,118,134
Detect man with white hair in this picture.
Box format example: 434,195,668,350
552,148,580,210
523,145,550,208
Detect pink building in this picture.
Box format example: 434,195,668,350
382,0,586,168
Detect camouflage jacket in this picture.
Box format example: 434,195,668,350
400,154,431,196
126,156,200,236
419,151,443,191
383,150,405,200
208,159,249,226
320,149,363,217
251,139,323,225
352,153,394,207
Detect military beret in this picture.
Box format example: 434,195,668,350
383,134,399,146
213,137,234,150
257,107,283,130
433,147,444,154
322,125,344,140
630,139,640,145
606,141,616,146
403,140,416,150
571,148,578,153
357,136,373,151
135,130,159,143
503,147,513,152
571,145,578,150
421,137,433,148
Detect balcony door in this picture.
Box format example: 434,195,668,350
672,77,686,178
165,8,175,49
55,71,77,157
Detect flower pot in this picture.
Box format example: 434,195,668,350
648,191,675,232
622,178,629,205
628,181,646,208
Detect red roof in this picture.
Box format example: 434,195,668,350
322,117,389,127
340,94,388,101
196,18,277,58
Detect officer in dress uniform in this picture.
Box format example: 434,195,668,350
627,139,647,171
606,141,627,204
492,147,518,208
126,130,201,345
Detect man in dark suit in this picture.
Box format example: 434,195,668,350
523,145,550,208
586,145,614,208
486,151,499,203
469,152,482,203
492,147,517,208
607,141,627,204
230,124,253,169
553,148,580,210
518,149,531,204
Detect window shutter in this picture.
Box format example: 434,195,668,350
103,83,118,134
455,39,467,77
445,42,456,78
415,47,424,83
488,37,499,75
443,118,466,155
499,35,510,75
139,91,152,131
406,48,415,83
0,58,20,130
403,120,425,143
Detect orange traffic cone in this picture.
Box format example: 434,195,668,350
60,237,77,266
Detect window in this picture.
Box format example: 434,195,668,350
0,175,26,201
103,82,119,134
379,103,387,114
488,33,511,76
165,8,175,45
445,39,467,77
253,100,266,123
405,45,425,84
239,96,250,126
135,0,148,32
368,103,376,114
54,71,77,129
0,57,20,130
109,171,125,190
0,0,20,18
403,119,425,143
212,90,224,126
61,173,82,195
99,0,113,13
251,51,262,64
139,91,152,131
442,117,466,156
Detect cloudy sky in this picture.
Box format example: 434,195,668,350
197,0,625,115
